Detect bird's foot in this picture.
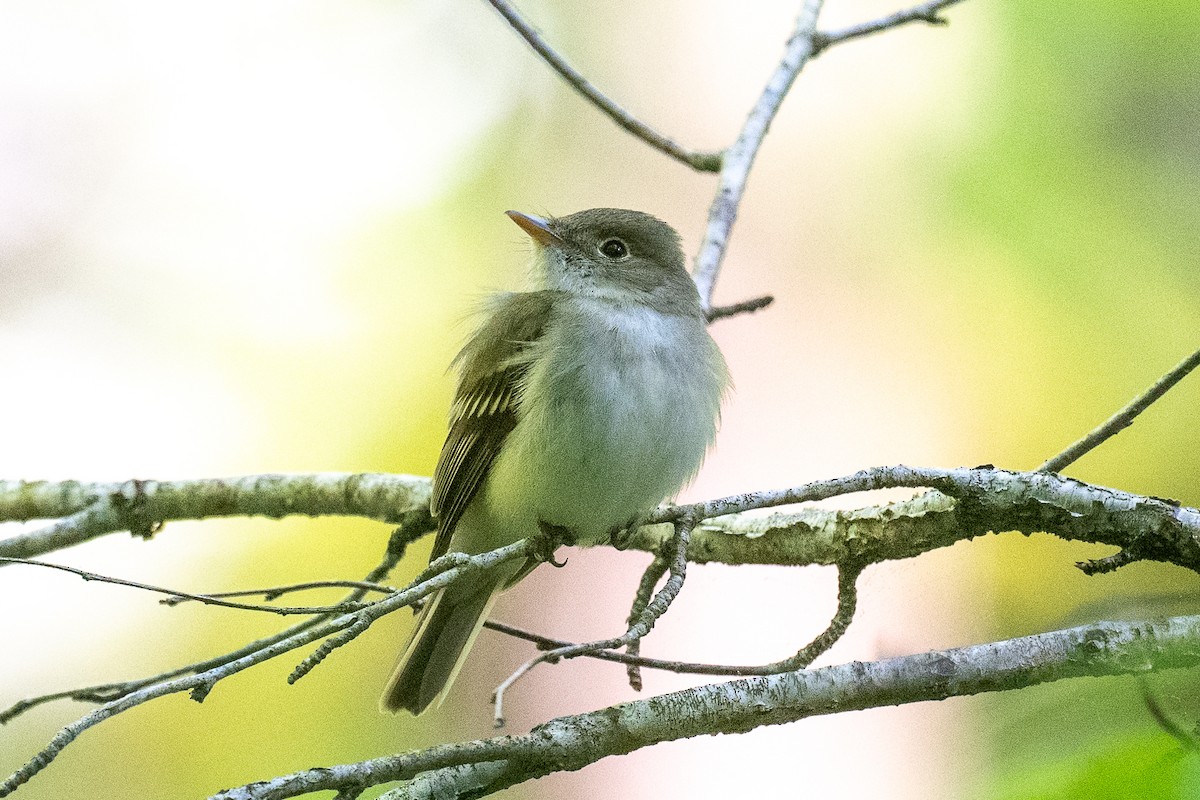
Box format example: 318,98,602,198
535,520,573,567
608,515,646,551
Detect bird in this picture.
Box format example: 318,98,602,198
380,208,729,715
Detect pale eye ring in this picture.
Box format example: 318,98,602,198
599,238,629,259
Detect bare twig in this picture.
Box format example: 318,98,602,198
1039,347,1200,474
484,615,870,679
483,0,722,171
1,515,429,726
692,0,825,308
159,580,396,607
761,562,863,672
481,619,770,675
288,619,372,685
704,294,775,323
492,516,697,726
625,552,670,690
1076,547,1140,576
0,557,372,616
0,537,530,797
214,615,1200,800
2,613,342,727
812,0,965,54
485,562,861,681
286,539,541,686
0,502,132,562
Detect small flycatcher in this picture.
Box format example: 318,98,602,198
381,208,729,714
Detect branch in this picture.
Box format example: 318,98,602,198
0,537,533,797
0,473,431,560
811,0,965,55
214,615,1200,800
7,463,1197,780
704,294,775,323
11,570,781,726
633,466,1200,574
483,0,722,171
1039,346,1200,474
6,467,1199,575
0,558,375,616
692,0,825,308
492,516,697,726
481,619,775,677
1,514,427,726
484,563,860,690
760,561,862,671
484,561,864,689
624,551,670,690
158,579,397,607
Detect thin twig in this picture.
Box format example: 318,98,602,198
159,580,396,607
0,558,371,616
705,294,775,323
288,618,372,685
492,517,696,726
812,0,964,54
1,515,429,726
759,562,862,671
0,533,538,798
482,619,831,676
692,0,825,308
625,552,670,690
484,0,721,171
484,563,860,679
1076,547,1139,576
1039,347,1200,474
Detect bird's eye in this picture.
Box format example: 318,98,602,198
599,239,628,259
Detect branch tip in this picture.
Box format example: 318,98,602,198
812,0,963,57
1039,347,1200,474
1076,547,1139,576
705,294,775,323
485,0,718,171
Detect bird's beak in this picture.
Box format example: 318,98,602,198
506,210,563,247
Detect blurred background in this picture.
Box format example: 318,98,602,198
2,0,1199,797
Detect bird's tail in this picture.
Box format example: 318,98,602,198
379,575,502,715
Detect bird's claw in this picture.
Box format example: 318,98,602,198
608,516,645,551
536,520,573,568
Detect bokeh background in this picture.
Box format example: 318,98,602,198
2,0,1199,798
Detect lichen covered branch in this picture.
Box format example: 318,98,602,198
214,614,1200,800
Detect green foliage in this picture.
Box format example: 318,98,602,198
989,732,1200,800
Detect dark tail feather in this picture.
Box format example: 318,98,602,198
379,578,499,715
